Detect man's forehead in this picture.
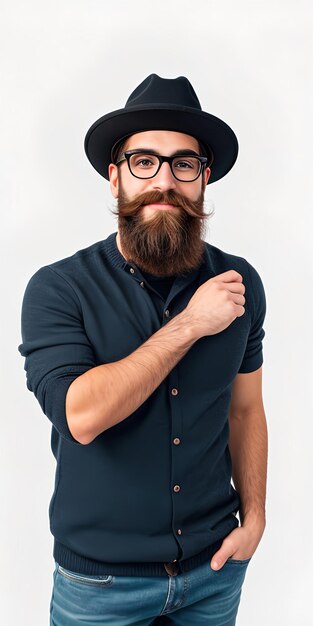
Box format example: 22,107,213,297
125,130,200,149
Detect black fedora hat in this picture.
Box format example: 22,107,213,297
84,73,239,185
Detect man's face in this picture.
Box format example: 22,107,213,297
108,130,212,277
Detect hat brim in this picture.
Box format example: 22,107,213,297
84,104,239,185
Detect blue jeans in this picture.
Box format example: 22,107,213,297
50,556,252,625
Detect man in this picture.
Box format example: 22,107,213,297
18,73,267,625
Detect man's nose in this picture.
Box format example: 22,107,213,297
149,161,177,191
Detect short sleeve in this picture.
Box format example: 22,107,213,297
238,260,266,373
17,265,97,445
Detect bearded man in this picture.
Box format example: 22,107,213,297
18,73,267,626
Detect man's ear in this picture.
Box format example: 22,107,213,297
204,167,211,185
108,164,119,199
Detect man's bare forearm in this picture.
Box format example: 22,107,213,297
66,310,199,444
228,408,268,528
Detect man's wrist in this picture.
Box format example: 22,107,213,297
177,309,201,343
241,511,266,530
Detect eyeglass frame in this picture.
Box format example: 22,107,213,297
115,149,209,182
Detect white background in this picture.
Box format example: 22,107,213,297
2,0,313,624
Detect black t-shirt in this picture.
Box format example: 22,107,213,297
139,268,177,301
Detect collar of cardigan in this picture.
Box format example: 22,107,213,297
104,231,215,282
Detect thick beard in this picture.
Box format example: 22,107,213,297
114,174,210,277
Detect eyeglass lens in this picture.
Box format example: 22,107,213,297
129,153,201,181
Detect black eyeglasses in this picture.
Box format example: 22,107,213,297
115,150,209,182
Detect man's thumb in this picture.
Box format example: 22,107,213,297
210,550,228,570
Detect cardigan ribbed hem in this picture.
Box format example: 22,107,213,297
53,536,225,577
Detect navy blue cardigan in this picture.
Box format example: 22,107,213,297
17,231,266,576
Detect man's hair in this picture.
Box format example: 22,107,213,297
111,136,213,168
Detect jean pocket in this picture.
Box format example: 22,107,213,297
226,556,252,565
57,564,114,587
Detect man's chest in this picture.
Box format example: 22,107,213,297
80,274,251,391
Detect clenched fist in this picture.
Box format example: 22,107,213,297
185,270,246,339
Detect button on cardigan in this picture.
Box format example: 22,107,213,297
17,231,266,577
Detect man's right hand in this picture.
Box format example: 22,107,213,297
185,270,246,339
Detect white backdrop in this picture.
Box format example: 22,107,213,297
2,1,313,624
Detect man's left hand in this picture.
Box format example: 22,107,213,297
210,521,265,570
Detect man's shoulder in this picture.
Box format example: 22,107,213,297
46,238,107,273
21,237,110,299
204,240,250,273
203,240,265,299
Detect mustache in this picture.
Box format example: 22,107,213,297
116,188,210,219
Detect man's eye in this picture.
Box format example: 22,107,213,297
175,160,194,169
136,159,154,167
